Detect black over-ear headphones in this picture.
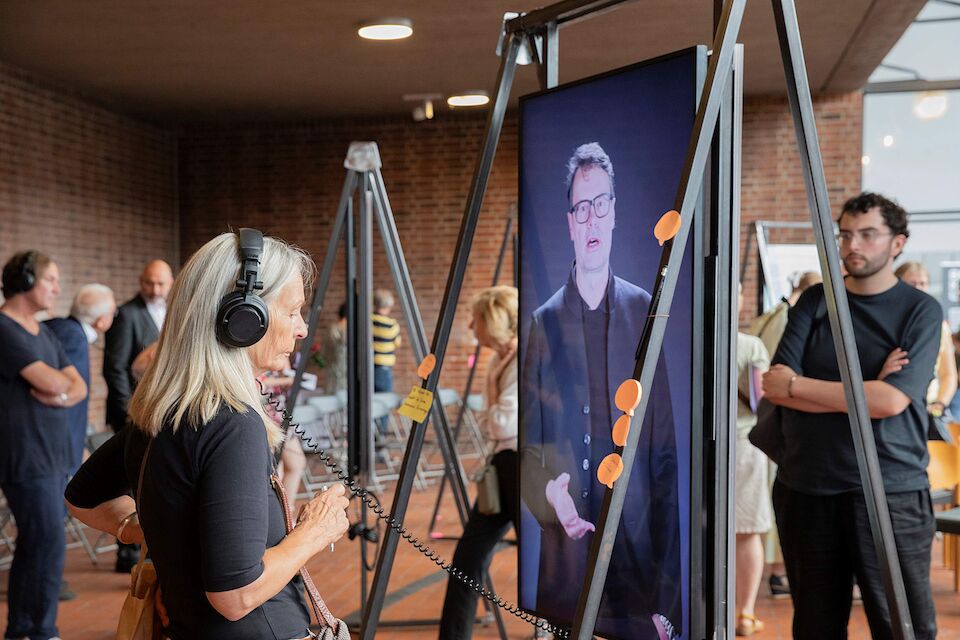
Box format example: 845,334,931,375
216,229,270,348
2,250,38,296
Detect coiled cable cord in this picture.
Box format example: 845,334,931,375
263,389,568,638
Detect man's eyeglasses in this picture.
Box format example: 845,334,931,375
835,230,893,245
569,193,614,224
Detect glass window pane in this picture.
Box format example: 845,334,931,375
862,90,960,212
868,1,960,82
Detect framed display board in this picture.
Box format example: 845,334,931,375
517,47,707,640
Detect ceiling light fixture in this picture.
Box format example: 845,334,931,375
358,18,413,41
882,134,894,147
447,91,490,108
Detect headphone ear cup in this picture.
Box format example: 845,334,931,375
216,292,270,348
19,268,35,293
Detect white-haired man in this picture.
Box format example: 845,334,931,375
45,284,116,475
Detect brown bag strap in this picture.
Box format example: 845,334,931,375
270,474,339,629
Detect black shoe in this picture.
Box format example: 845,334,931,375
59,580,76,601
769,574,790,599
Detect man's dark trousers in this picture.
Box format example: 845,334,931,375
773,481,936,640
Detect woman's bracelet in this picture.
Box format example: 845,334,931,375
787,375,798,398
116,511,139,545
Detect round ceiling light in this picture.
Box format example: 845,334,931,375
447,91,490,108
358,18,413,41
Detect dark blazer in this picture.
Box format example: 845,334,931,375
44,316,90,473
104,295,159,431
521,270,682,638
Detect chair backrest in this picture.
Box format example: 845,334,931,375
928,423,960,492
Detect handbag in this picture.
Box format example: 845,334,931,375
474,456,501,516
748,398,784,464
271,475,350,640
117,441,163,640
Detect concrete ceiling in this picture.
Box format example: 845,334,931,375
0,0,926,122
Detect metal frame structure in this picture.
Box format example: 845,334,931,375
741,220,818,313
359,0,918,638
428,208,517,538
286,144,508,638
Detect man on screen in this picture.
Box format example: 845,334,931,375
521,142,682,639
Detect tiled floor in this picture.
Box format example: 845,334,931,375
4,482,960,639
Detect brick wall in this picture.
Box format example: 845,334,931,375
178,114,519,398
0,61,179,430
0,62,862,426
178,93,863,391
739,92,864,326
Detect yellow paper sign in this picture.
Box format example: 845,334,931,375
398,386,434,423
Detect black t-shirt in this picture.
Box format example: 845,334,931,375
0,312,71,483
582,295,614,519
772,281,942,495
65,405,311,640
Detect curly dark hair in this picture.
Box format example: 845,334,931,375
837,192,909,239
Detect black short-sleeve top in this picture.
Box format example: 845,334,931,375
0,312,71,482
66,405,311,639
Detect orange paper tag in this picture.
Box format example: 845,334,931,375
597,453,624,489
654,210,682,246
614,379,643,415
398,386,434,423
612,414,631,447
417,354,437,380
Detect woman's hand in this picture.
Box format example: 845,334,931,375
294,484,350,554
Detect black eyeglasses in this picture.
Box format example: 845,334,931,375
569,193,614,224
835,230,893,245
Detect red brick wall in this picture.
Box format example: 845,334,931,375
178,94,863,391
739,92,864,326
0,61,862,428
178,114,519,398
0,61,179,430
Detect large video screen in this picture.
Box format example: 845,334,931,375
518,48,703,640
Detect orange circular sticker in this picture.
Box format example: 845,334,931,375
615,379,642,415
417,354,437,380
597,453,624,489
612,414,631,447
654,210,682,246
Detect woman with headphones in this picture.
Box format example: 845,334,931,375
66,231,350,639
1,250,87,640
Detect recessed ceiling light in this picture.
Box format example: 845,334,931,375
447,91,490,108
861,155,871,166
358,18,413,41
882,134,894,147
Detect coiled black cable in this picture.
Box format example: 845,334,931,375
263,389,568,637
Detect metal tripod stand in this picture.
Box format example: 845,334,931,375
287,141,508,637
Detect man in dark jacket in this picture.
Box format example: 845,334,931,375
521,143,681,640
103,259,172,572
104,260,172,433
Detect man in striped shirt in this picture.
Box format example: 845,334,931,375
372,289,401,398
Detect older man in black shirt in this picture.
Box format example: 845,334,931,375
762,192,940,640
